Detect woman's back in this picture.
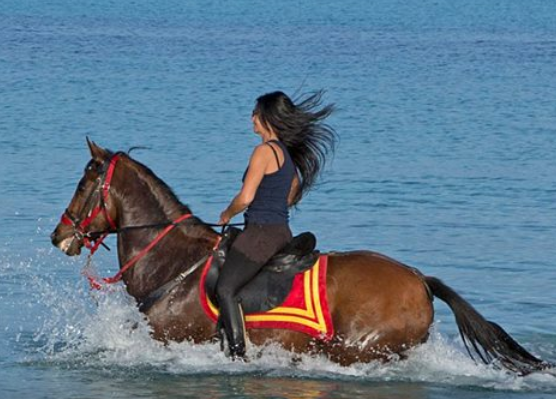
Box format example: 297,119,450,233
244,140,295,224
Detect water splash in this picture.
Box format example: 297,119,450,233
3,251,555,393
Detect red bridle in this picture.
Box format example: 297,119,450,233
60,154,121,254
58,153,197,289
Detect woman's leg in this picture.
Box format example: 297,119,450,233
215,224,292,358
215,248,260,358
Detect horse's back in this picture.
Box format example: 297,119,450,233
327,250,430,296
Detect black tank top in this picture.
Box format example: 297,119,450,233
243,140,295,225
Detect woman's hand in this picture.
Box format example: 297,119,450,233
218,210,231,226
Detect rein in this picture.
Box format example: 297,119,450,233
86,221,245,240
83,213,194,290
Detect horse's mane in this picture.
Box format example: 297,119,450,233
121,152,193,218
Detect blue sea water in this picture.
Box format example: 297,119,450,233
1,0,556,398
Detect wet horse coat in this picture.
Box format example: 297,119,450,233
51,141,551,374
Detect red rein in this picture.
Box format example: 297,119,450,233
85,213,194,290
59,154,195,290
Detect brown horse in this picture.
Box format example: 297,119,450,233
51,140,551,375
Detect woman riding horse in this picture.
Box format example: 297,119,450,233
50,140,552,376
216,90,336,359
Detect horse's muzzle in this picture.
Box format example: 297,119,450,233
51,225,83,256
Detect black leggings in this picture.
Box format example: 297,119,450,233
216,223,292,302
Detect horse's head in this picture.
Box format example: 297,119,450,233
51,139,120,256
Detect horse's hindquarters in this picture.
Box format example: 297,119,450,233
323,251,434,364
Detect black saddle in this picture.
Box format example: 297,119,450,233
205,227,320,314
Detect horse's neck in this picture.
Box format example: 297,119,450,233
116,162,189,227
112,160,218,299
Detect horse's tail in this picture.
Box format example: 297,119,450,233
424,276,552,375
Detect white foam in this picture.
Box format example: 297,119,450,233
10,255,556,392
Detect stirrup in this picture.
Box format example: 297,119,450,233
216,318,246,360
229,343,247,362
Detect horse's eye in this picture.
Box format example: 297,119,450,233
84,160,103,175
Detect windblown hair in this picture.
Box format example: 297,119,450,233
254,90,337,205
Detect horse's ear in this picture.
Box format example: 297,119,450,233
86,137,109,162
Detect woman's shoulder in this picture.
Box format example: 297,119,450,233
252,142,276,157
248,143,274,165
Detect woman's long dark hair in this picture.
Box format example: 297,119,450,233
254,90,337,205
